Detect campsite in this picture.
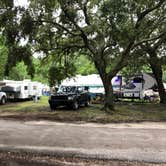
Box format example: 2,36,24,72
0,95,166,123
0,97,166,166
0,0,166,165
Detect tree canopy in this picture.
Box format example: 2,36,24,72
0,0,35,77
0,36,8,79
0,0,166,111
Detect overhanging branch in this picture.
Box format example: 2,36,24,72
133,32,166,48
38,19,80,37
136,0,165,28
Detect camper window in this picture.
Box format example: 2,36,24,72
24,86,28,90
125,83,136,89
133,77,144,83
33,86,37,90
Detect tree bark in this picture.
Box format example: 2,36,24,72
149,53,166,104
94,59,115,112
100,73,115,112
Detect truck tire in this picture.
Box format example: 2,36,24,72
0,96,6,105
72,101,79,110
50,104,56,110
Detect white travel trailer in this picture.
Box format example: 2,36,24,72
28,81,43,99
122,73,157,99
61,74,124,93
0,79,43,100
61,74,104,92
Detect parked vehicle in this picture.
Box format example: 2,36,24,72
0,91,7,104
0,80,43,100
61,74,125,102
59,73,160,102
48,86,91,110
122,73,157,99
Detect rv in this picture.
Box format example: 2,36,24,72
122,73,157,99
0,80,43,100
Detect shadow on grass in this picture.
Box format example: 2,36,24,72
0,96,166,123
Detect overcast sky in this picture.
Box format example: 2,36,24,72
14,0,28,7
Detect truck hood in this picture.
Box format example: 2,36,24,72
53,92,76,96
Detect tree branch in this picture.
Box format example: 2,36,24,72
60,43,85,50
82,2,90,25
59,3,96,56
135,0,165,28
109,40,135,77
38,19,80,37
153,34,166,50
133,32,166,48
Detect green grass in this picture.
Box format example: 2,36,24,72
0,96,166,123
0,96,49,113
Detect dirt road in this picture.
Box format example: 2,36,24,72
0,120,166,163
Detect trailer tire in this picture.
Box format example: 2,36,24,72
0,96,6,105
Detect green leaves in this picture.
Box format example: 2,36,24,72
8,62,31,80
0,36,8,79
48,62,76,86
0,0,165,88
5,45,35,78
20,10,35,36
75,55,97,75
0,0,14,8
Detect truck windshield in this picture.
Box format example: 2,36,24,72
58,86,76,93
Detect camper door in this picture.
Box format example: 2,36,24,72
20,84,29,99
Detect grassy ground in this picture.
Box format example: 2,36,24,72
0,96,166,123
0,98,166,165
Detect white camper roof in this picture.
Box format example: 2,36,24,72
61,74,103,86
61,74,124,87
2,79,31,85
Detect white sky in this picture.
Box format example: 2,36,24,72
14,0,28,7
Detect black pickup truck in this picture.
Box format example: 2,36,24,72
48,86,91,110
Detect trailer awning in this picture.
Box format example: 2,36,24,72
1,86,21,93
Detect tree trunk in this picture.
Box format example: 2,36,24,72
149,54,166,104
100,74,115,112
94,58,116,112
